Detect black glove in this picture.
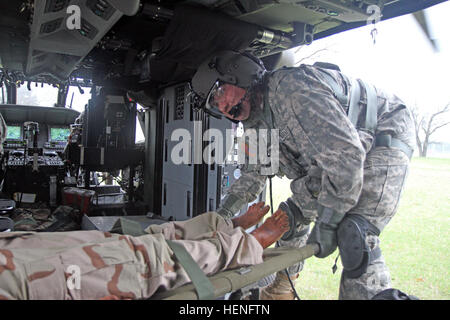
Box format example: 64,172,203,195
278,198,311,241
307,206,345,258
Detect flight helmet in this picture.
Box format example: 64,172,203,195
191,50,266,118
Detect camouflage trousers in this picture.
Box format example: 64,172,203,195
282,147,410,300
0,212,263,300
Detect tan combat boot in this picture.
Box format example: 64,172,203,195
259,272,300,300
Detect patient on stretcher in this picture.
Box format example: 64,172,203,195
0,202,289,300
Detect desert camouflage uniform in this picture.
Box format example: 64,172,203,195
0,212,263,300
10,205,81,232
219,64,414,299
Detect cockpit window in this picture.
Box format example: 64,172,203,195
66,85,92,112
16,82,59,107
0,85,6,104
136,103,145,143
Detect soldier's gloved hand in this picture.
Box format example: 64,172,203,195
278,198,311,241
217,194,246,219
307,206,345,258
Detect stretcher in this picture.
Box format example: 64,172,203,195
81,214,320,300
150,243,320,300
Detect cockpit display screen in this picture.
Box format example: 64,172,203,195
6,125,22,140
50,127,70,142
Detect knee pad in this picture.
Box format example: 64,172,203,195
278,199,311,241
337,214,381,279
371,288,420,300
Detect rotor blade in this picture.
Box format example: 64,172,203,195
413,10,439,52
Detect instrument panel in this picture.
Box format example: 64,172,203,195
3,123,70,168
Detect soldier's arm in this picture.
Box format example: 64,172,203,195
217,163,267,219
272,68,366,217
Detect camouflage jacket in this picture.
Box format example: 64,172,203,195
220,64,415,220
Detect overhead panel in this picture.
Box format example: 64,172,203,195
213,0,379,33
25,0,139,81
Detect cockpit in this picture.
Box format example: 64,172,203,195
0,105,79,205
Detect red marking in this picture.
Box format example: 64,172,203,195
134,244,152,279
0,249,15,274
119,235,134,250
82,245,106,269
107,264,136,300
27,269,56,282
118,236,152,279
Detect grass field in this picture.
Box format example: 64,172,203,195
265,157,450,300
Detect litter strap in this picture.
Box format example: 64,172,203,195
110,218,215,299
166,240,215,300
110,218,146,236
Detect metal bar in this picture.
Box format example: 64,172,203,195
150,243,319,300
128,165,135,202
256,30,293,49
140,4,293,50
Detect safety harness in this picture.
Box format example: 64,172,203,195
314,64,413,159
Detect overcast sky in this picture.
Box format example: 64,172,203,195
292,1,450,143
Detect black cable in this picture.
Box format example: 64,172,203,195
17,142,28,208
269,176,274,215
269,176,301,300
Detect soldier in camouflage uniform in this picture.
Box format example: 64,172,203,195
191,51,415,300
0,202,289,300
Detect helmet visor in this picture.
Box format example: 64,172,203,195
205,81,247,119
205,81,225,110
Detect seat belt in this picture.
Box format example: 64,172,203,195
166,240,215,300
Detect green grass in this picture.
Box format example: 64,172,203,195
265,157,450,300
